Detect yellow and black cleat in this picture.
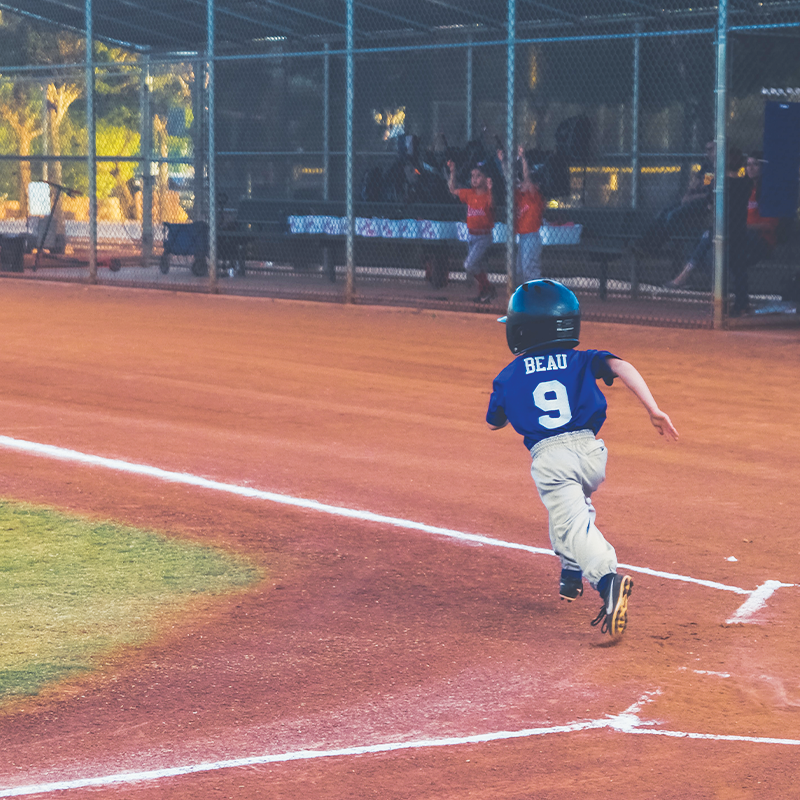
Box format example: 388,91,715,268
591,574,633,638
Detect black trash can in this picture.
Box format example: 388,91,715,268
0,235,25,272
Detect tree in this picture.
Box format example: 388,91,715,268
150,63,194,217
9,25,85,192
0,80,43,216
94,43,143,220
0,20,86,237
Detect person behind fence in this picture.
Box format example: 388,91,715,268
448,159,497,303
631,140,715,258
743,151,780,269
449,133,507,208
719,147,754,315
664,149,774,295
498,146,545,285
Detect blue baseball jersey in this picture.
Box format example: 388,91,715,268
486,348,618,450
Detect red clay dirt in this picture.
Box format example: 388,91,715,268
0,280,799,799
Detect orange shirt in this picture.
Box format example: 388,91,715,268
456,188,494,235
747,185,779,248
515,185,544,235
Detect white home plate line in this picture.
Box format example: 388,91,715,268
0,435,792,622
725,580,794,624
1,692,799,798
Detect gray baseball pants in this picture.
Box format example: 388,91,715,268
530,429,618,589
463,232,493,277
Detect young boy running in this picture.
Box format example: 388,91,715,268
486,279,679,638
448,160,497,303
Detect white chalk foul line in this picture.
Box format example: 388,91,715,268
3,435,796,625
0,435,791,607
0,721,609,798
616,562,749,595
2,694,799,798
622,728,800,745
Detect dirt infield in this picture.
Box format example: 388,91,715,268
0,280,799,799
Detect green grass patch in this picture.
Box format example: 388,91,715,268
0,500,260,702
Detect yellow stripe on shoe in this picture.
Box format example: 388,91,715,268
590,574,634,639
608,575,633,638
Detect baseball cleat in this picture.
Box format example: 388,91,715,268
591,574,633,639
559,573,584,602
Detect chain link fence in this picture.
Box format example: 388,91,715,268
0,1,799,327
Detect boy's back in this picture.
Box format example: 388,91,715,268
487,347,616,451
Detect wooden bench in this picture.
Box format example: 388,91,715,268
230,198,670,299
540,208,653,299
233,198,463,283
228,197,799,309
616,214,800,301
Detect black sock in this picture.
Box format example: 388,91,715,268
597,572,615,597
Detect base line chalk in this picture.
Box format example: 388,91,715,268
0,721,610,798
0,435,775,601
2,697,799,798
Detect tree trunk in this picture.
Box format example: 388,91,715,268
17,142,33,218
153,114,170,223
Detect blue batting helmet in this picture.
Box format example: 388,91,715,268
499,279,581,354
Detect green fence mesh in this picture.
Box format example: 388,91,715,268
0,1,798,326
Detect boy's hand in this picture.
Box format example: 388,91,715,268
447,160,456,173
649,409,679,442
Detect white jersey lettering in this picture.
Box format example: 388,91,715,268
524,354,568,374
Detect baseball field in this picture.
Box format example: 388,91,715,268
1,279,799,799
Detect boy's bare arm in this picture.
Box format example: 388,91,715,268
607,358,679,441
446,160,459,196
518,146,535,194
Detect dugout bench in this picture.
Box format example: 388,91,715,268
225,197,691,300
540,208,654,299
233,198,463,285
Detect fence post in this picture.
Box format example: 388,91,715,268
323,42,334,282
323,42,330,203
713,0,729,329
631,23,641,211
192,60,205,224
140,53,153,267
85,0,97,283
207,0,217,289
505,0,516,297
345,0,355,302
466,37,473,142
